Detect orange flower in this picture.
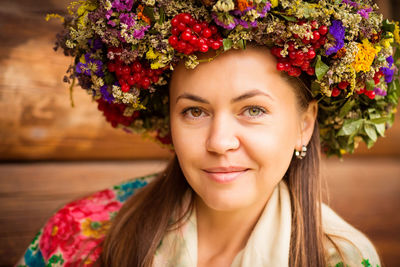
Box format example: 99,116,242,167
333,47,346,59
137,5,151,24
237,0,253,12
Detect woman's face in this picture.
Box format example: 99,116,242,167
169,46,316,212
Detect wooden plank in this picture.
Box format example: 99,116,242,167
1,159,399,266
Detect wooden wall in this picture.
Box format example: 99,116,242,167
0,1,399,267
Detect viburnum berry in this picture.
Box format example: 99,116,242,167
181,13,191,24
318,25,328,36
193,24,202,33
199,44,209,52
312,31,321,42
306,50,316,59
306,67,315,76
277,62,285,71
365,90,376,99
132,62,142,72
202,28,212,38
169,35,178,46
121,83,130,92
107,62,116,72
311,20,318,30
331,87,340,97
357,88,366,94
171,17,179,27
288,41,295,52
171,27,180,36
181,31,192,41
141,77,151,89
127,76,135,86
338,81,350,89
211,41,221,50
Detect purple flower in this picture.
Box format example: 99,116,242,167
133,25,150,39
357,7,372,19
212,13,236,30
374,87,387,96
111,0,134,12
108,20,117,27
100,85,115,103
76,53,104,76
258,3,271,18
76,62,90,75
119,13,135,29
326,20,346,56
387,56,394,68
380,67,395,83
341,0,359,8
88,39,103,50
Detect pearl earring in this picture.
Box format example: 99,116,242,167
295,145,307,159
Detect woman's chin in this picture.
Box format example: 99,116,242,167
197,191,254,212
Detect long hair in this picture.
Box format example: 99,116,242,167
94,70,329,266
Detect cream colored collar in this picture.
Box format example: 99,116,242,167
153,181,292,267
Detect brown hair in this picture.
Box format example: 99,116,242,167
92,43,335,266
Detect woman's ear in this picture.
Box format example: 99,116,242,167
296,100,318,148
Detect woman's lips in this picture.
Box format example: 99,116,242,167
203,167,249,183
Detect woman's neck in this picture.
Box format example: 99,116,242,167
195,193,271,266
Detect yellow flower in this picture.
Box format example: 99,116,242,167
146,48,167,69
146,48,158,60
81,218,111,239
394,22,400,45
270,0,279,8
79,54,86,64
352,39,378,73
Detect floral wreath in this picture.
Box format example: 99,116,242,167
47,0,400,157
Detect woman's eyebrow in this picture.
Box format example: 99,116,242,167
175,89,273,104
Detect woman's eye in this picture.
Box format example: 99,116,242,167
243,106,267,118
182,107,206,119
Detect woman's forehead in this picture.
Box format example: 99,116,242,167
170,47,295,101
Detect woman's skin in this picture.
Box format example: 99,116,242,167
169,46,317,267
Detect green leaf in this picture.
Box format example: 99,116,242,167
143,6,155,22
223,38,233,51
370,117,389,124
339,99,355,118
237,39,246,50
158,7,165,24
382,19,395,33
393,47,400,63
366,79,375,91
337,119,363,136
315,55,329,81
280,15,297,22
375,123,385,137
364,123,377,142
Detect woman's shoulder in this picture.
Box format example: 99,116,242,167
321,203,381,267
16,173,158,267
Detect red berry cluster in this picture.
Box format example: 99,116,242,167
331,81,350,97
107,48,163,92
272,45,316,77
272,21,329,77
168,13,223,55
354,71,383,99
107,59,163,92
97,99,140,128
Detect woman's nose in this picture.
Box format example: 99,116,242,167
205,114,240,154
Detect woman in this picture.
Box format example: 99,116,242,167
17,0,398,266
